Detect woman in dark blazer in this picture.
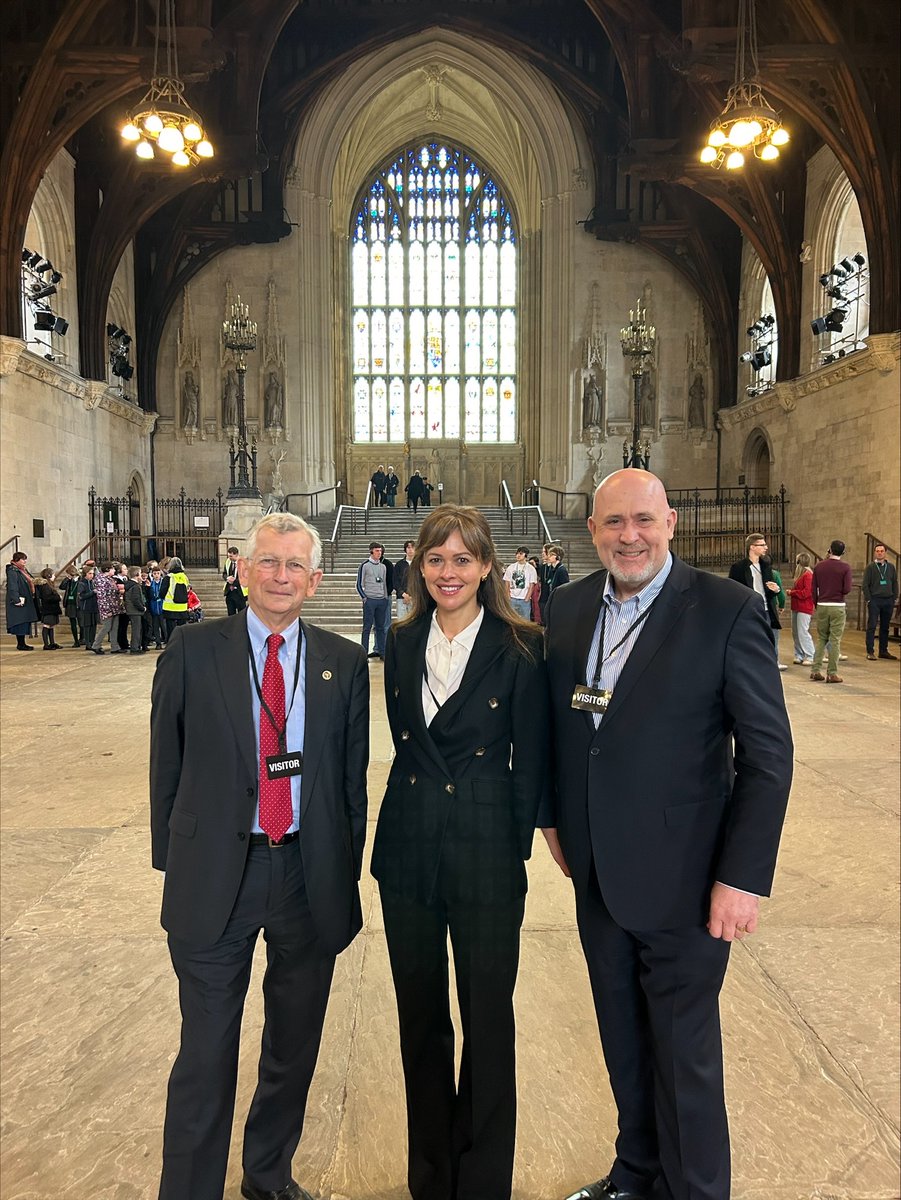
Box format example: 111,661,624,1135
371,505,549,1200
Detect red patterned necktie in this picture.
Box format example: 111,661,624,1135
258,632,292,841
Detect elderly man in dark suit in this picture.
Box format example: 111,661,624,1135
150,512,369,1200
542,470,792,1200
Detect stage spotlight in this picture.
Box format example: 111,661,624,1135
739,351,753,363
33,310,56,331
750,348,772,371
29,283,57,301
839,258,854,273
26,251,42,268
811,316,828,336
49,271,63,284
825,308,847,332
852,253,865,267
21,249,32,263
52,317,69,336
818,274,830,287
761,314,776,327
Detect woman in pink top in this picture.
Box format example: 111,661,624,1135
787,553,815,664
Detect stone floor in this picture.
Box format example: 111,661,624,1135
0,625,899,1200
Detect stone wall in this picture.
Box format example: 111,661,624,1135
717,334,900,568
0,338,154,569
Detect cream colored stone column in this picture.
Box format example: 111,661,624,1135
296,188,336,491
537,191,574,488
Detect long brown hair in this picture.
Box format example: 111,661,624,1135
402,505,537,657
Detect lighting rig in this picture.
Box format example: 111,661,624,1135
21,249,69,340
811,253,868,364
739,312,776,396
107,324,134,389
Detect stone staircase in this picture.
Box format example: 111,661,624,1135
186,506,599,636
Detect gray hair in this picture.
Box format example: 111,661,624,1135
167,557,184,573
244,512,322,570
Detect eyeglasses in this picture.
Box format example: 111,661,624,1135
251,557,313,575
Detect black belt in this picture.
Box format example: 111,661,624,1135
249,830,299,847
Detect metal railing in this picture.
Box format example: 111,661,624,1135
280,483,350,518
523,480,591,520
1,534,20,558
56,537,99,577
322,502,371,572
671,485,789,570
153,534,223,568
499,480,553,545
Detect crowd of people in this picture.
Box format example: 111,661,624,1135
4,552,203,655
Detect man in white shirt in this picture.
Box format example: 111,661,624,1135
503,546,537,620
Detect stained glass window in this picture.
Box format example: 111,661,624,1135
351,142,517,443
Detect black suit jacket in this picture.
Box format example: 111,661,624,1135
544,557,793,930
150,612,369,953
728,556,782,629
371,610,549,905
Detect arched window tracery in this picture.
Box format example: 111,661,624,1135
350,141,517,443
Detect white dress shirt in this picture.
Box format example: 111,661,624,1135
421,606,485,727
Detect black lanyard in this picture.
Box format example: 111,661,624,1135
589,600,657,690
248,620,303,753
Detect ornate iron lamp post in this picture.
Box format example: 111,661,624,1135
620,297,656,470
222,294,260,499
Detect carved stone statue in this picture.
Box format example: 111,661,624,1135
270,447,287,496
688,372,706,428
639,371,655,428
222,370,238,428
182,371,199,430
581,372,603,429
265,371,283,429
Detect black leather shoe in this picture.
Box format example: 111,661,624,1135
240,1179,314,1200
879,652,898,659
565,1176,650,1200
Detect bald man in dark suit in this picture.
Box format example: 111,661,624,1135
542,470,792,1200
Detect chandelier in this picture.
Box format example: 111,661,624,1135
120,0,213,167
700,0,789,170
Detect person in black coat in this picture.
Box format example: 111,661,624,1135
543,472,792,1200
405,470,425,513
371,464,387,506
371,505,549,1200
728,533,783,645
34,568,63,649
5,552,38,650
75,566,98,652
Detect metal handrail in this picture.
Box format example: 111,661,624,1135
786,534,822,566
0,534,20,557
499,479,552,545
56,537,100,577
363,480,375,509
322,503,370,572
280,482,347,517
523,479,591,520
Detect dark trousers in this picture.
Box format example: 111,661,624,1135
160,842,335,1200
79,613,96,649
381,890,525,1200
866,596,895,654
67,615,80,645
148,612,166,645
225,586,246,616
127,614,143,651
116,612,130,650
361,596,390,655
165,614,187,641
575,864,731,1200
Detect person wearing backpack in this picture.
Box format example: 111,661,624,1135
160,557,191,641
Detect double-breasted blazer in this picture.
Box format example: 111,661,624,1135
150,611,369,953
543,556,793,931
371,609,549,905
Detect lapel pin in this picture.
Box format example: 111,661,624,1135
322,670,332,680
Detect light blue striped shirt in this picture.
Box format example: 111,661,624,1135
584,552,674,727
246,606,306,833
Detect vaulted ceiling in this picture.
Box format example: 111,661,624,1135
1,0,897,410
